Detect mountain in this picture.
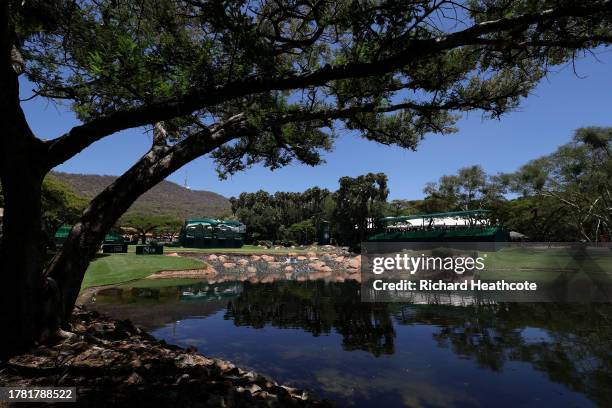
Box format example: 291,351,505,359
51,172,231,219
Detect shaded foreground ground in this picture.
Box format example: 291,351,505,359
0,309,331,407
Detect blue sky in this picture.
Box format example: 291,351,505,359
20,50,612,200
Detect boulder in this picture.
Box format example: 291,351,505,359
126,372,144,385
175,353,214,368
348,256,361,269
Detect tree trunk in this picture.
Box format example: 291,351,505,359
45,146,176,323
0,65,51,355
45,123,234,325
2,112,239,357
0,168,50,356
0,30,56,355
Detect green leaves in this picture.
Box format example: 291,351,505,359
230,188,331,243
41,175,88,232
87,51,104,76
118,213,183,235
422,165,504,212
332,173,389,248
13,0,612,178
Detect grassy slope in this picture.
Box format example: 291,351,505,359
82,254,204,289
81,244,318,291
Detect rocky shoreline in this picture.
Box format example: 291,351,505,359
150,251,362,283
0,308,332,407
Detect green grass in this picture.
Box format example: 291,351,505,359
120,278,208,288
483,247,612,270
477,246,612,282
81,254,204,289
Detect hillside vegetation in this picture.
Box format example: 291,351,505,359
52,172,230,219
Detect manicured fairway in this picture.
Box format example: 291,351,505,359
81,254,204,289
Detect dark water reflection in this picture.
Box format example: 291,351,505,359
90,281,612,407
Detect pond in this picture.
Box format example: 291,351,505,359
88,280,612,407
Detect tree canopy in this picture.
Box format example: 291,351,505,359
422,165,506,212
12,0,612,176
503,127,612,241
118,213,183,243
230,187,331,243
230,173,387,247
4,0,612,354
332,172,389,248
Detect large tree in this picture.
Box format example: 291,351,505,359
422,165,506,211
332,172,389,248
230,187,331,242
118,213,183,244
505,127,612,241
2,0,612,355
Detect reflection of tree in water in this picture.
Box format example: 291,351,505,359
226,281,612,406
393,303,612,407
225,281,395,356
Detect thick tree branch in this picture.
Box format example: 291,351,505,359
44,113,250,321
43,1,612,170
269,92,521,125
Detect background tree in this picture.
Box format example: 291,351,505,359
230,191,281,242
422,165,506,211
504,127,612,241
489,195,576,241
3,0,612,355
118,213,183,244
1,175,87,245
230,187,331,243
332,173,389,249
285,219,317,245
385,199,420,217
